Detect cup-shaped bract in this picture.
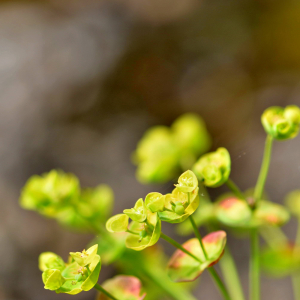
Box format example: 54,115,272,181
215,196,252,227
20,170,80,217
57,255,101,295
261,105,300,140
42,269,66,291
158,188,200,223
70,244,98,267
192,148,231,187
254,201,290,226
285,190,300,218
175,170,198,193
145,192,165,213
171,113,212,158
97,276,146,300
124,198,147,222
261,244,300,277
39,252,65,272
167,231,227,282
125,212,161,251
106,214,129,233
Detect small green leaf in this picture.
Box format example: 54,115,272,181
42,269,65,291
70,244,98,267
145,192,165,213
167,231,227,282
106,214,129,233
192,148,231,188
261,105,300,140
124,198,147,222
175,170,198,193
97,275,146,300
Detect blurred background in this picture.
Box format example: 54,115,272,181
1,0,300,299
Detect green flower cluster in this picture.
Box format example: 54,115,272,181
40,244,101,295
133,113,211,183
20,170,113,231
261,105,300,140
106,170,200,251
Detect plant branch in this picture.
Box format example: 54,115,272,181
94,283,119,300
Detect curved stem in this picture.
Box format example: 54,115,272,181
225,178,245,200
208,267,231,300
94,283,119,300
253,135,273,206
250,228,260,300
189,215,208,260
160,232,202,263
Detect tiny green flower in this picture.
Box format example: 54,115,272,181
70,244,98,267
145,192,165,213
106,214,129,233
175,170,198,193
39,252,65,272
123,198,147,222
261,105,300,140
42,269,66,291
192,148,231,187
158,187,200,223
125,211,161,251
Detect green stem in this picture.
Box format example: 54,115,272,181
259,225,288,249
292,219,300,300
94,283,119,300
219,246,246,300
189,215,208,260
160,232,202,263
126,229,139,235
249,228,260,300
208,267,231,300
225,178,245,200
253,135,273,206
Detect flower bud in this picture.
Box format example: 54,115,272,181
106,214,129,233
192,148,231,187
145,192,165,213
261,105,300,140
175,170,198,193
42,269,65,291
123,198,147,222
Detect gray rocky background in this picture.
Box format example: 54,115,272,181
0,0,300,299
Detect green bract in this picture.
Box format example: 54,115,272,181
106,214,129,233
97,275,146,300
40,244,101,295
261,105,300,140
167,231,227,282
175,170,198,193
125,211,161,251
39,252,65,272
20,170,80,217
192,148,231,187
285,190,300,217
158,188,200,223
124,198,147,223
145,192,165,213
42,269,66,291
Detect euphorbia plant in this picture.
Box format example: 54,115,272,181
19,104,300,300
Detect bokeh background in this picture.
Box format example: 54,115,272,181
1,0,300,299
